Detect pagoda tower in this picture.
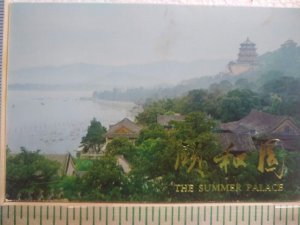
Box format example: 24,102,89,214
237,38,258,64
227,38,259,75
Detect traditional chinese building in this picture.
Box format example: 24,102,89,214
228,38,259,75
216,130,256,153
105,118,142,143
220,110,300,151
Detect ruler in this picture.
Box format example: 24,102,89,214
1,203,300,225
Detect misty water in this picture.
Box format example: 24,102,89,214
7,90,141,154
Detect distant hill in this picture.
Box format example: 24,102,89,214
8,59,229,91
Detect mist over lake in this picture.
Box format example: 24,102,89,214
7,90,141,154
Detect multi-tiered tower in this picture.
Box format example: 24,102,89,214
228,38,259,75
237,38,258,64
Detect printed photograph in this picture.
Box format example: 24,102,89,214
5,4,300,202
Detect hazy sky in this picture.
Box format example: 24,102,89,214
8,4,300,70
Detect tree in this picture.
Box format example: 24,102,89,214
6,147,60,200
261,76,300,118
181,89,208,114
135,99,178,126
209,80,233,94
80,156,126,201
105,138,137,163
218,89,262,122
80,118,107,153
136,124,167,145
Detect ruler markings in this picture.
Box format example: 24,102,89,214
184,206,186,225
1,204,299,225
118,207,121,225
73,207,75,221
197,207,199,225
158,207,161,225
66,208,69,225
113,206,115,221
261,206,263,225
34,206,36,220
79,207,82,225
248,206,251,225
132,207,135,225
255,205,257,221
139,206,141,222
47,206,49,220
165,207,167,222
60,206,62,220
171,207,174,225
145,207,148,225
210,206,212,225
273,205,276,225
13,206,16,225
93,207,95,225
223,206,225,225
106,206,108,225
280,207,282,221
99,207,102,221
40,206,43,225
53,206,56,225
86,206,89,221
236,206,238,225
152,206,154,222
285,207,288,225
242,206,244,221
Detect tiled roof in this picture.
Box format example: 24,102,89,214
106,118,142,139
220,110,290,135
220,110,300,151
217,131,256,152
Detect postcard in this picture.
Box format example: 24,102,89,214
4,3,300,202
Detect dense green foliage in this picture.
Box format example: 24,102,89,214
136,74,300,125
6,147,60,200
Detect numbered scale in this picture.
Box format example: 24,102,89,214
0,203,300,225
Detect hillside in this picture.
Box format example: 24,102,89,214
8,59,228,91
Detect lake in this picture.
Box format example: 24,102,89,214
6,90,141,154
